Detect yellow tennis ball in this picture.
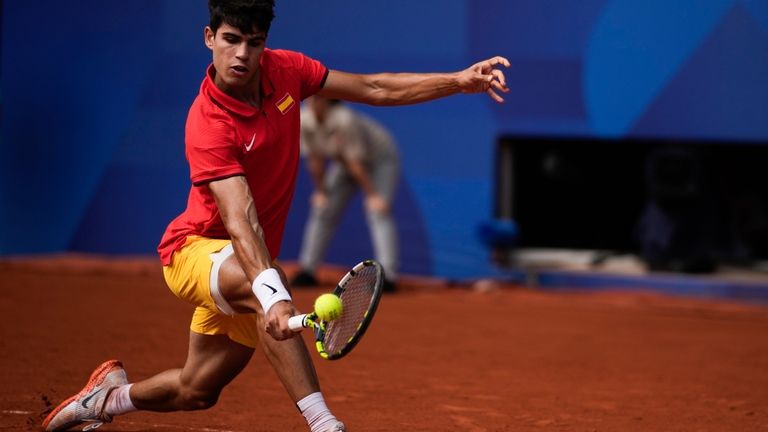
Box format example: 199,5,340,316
315,293,343,321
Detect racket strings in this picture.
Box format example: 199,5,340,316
324,266,379,353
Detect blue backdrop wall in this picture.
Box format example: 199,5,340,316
2,1,766,279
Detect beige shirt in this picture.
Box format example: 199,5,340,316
300,104,397,165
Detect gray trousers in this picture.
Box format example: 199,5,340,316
298,157,399,281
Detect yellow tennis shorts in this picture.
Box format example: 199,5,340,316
162,236,260,348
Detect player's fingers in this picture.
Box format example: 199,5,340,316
486,87,505,103
265,324,277,339
274,312,298,338
490,78,510,93
478,56,511,71
266,318,285,340
276,329,291,340
268,326,291,341
490,68,507,88
490,56,511,68
483,74,507,91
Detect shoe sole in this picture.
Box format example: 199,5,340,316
42,360,123,431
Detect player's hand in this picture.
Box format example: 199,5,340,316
264,300,298,340
311,191,328,209
365,193,390,214
457,56,511,103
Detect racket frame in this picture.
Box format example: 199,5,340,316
298,260,384,360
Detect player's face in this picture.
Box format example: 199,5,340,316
205,23,266,93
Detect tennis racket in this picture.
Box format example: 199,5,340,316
288,260,384,360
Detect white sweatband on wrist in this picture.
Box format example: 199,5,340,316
252,268,292,314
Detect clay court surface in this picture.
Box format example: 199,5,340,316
2,256,768,431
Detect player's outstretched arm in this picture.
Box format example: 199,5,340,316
209,176,297,340
318,56,511,106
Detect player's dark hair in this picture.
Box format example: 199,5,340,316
208,0,276,35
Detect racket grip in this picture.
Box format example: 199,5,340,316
288,314,309,331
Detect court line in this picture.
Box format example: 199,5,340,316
1,410,33,415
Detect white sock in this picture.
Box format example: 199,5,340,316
104,384,137,417
297,392,338,432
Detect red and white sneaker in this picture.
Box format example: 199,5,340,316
42,360,128,431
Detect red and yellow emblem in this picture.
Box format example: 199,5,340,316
276,93,295,115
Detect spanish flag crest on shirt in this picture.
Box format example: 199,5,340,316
276,93,295,114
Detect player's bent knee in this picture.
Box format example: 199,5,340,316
178,387,220,411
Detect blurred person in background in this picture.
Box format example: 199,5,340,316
292,96,400,292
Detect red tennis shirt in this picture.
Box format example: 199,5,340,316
158,49,328,265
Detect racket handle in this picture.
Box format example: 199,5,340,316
288,314,309,331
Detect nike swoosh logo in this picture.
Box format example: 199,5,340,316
81,388,103,409
263,283,278,295
244,133,256,151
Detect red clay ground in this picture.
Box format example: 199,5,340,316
2,255,768,431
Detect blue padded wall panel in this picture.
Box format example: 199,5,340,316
2,1,766,280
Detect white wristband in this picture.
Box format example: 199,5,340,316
251,268,292,315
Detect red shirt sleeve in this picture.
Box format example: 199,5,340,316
296,52,329,100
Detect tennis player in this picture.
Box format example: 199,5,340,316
42,1,510,431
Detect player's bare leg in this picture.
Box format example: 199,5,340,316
218,258,321,398
43,333,253,431
129,332,254,411
259,304,322,398
218,258,344,431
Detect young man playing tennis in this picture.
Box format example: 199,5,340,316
42,1,510,431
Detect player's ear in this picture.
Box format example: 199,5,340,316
204,26,215,50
